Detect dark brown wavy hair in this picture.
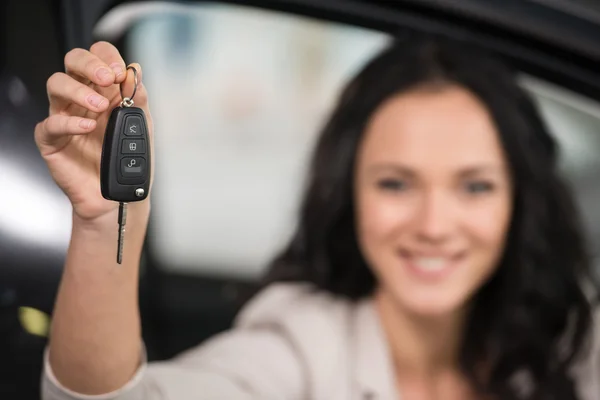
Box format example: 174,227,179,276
263,32,598,399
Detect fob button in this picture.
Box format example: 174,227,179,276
124,116,143,136
122,139,145,154
120,157,146,178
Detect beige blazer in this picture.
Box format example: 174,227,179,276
41,283,600,400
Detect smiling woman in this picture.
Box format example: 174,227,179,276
354,86,513,318
260,34,600,399
38,11,599,400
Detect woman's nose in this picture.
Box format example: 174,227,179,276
413,190,454,244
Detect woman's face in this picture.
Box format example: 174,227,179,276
355,85,513,317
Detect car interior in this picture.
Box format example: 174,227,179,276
2,0,600,398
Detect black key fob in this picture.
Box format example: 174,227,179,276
99,65,149,264
100,106,151,203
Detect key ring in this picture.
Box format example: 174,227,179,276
120,65,138,107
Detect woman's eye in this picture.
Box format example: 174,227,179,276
465,181,494,194
377,178,407,191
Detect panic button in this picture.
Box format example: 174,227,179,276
120,157,146,178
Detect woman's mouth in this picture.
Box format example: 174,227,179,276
397,250,465,281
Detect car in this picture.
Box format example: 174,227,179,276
1,0,600,398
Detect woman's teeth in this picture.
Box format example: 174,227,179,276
413,257,447,271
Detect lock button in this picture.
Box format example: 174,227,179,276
124,115,143,136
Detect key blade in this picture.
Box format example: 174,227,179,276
117,202,128,264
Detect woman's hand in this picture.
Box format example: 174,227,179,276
35,41,154,223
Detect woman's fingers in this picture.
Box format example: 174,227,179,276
40,41,147,153
90,41,127,85
59,42,144,113
47,72,110,114
35,114,97,151
64,48,114,87
64,41,126,88
44,114,97,135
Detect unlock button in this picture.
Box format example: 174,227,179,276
120,157,146,178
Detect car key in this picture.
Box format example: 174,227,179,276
99,66,151,264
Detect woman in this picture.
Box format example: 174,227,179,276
37,33,598,399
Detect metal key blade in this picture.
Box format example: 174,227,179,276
117,202,128,264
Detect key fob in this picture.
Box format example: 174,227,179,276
100,106,151,203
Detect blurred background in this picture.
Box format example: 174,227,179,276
2,0,600,398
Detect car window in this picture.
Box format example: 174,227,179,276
522,76,600,257
96,2,600,280
101,3,391,279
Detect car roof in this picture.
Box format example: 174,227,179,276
377,0,600,56
63,0,600,98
